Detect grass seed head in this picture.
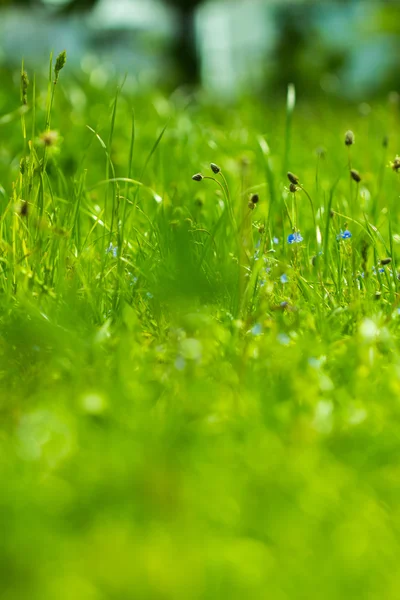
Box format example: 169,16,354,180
40,130,60,147
380,257,392,265
20,201,29,217
345,130,355,146
21,70,29,105
289,183,298,193
390,156,400,172
19,157,28,175
350,168,361,183
287,172,299,185
210,163,221,174
192,173,204,182
251,193,259,204
54,50,67,82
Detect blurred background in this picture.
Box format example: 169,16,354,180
0,0,399,100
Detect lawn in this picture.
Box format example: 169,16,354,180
1,53,400,599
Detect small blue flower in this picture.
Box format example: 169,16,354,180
337,229,352,240
106,243,118,258
372,266,384,275
287,232,303,244
273,237,279,245
280,273,289,284
277,333,290,346
251,323,263,336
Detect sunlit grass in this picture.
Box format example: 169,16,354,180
1,54,400,599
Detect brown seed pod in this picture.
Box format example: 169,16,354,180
350,169,361,183
380,257,392,265
345,130,355,146
20,201,29,217
287,172,299,185
210,163,221,174
192,173,203,182
391,156,400,172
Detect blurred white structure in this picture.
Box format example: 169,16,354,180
0,0,398,98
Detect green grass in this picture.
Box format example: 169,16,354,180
2,54,400,599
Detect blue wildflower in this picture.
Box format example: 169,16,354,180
277,333,290,346
337,229,352,240
372,266,384,275
251,323,263,336
106,243,118,258
287,232,303,244
280,273,289,284
273,237,279,245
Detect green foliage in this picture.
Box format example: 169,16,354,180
1,56,400,599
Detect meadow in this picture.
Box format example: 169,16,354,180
1,53,400,598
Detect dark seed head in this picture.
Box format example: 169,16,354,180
251,193,259,204
20,201,28,217
350,168,361,183
345,130,355,146
380,257,392,265
289,183,298,193
287,172,299,185
210,163,221,174
391,156,400,172
192,173,203,182
20,157,28,175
